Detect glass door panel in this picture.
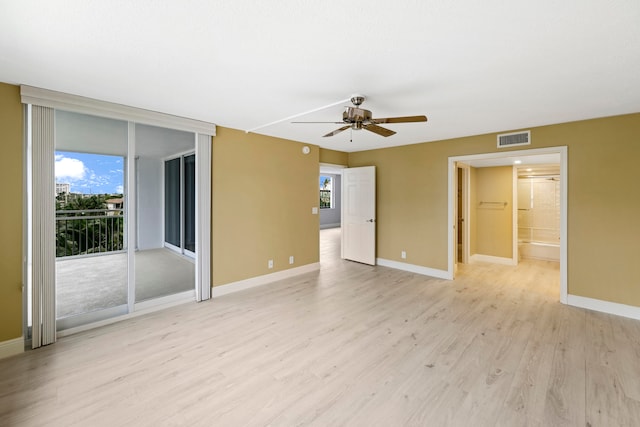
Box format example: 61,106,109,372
54,110,128,329
135,124,195,303
184,154,196,254
164,157,181,248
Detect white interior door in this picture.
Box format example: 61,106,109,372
342,166,376,265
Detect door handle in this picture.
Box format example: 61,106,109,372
366,219,376,223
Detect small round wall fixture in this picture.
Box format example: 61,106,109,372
302,146,310,154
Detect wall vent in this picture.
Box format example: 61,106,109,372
497,131,530,148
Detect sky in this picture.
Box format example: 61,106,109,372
55,151,124,194
319,175,333,190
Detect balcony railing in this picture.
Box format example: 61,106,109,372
56,209,124,258
320,190,331,209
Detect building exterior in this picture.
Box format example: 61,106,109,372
56,182,70,195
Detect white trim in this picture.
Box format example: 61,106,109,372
567,295,640,321
0,337,24,360
448,146,568,304
320,163,347,175
212,263,321,297
512,166,519,265
376,258,451,280
57,305,128,331
559,147,568,304
469,254,517,266
460,164,470,264
195,133,212,301
447,157,456,279
134,290,195,312
20,85,216,135
319,163,347,168
126,123,136,314
58,291,195,337
320,222,341,229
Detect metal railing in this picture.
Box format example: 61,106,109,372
56,209,124,258
320,190,331,209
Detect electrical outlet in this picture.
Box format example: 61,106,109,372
312,207,318,214
289,256,294,265
268,259,273,269
401,250,407,259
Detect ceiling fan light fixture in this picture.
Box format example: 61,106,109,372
350,96,365,106
295,94,427,139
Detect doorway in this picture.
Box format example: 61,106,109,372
319,164,345,263
448,146,567,303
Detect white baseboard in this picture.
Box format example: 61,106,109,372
320,223,341,230
469,254,517,266
212,262,321,297
567,294,640,321
0,337,24,360
376,258,451,280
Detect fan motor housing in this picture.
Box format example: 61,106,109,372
343,107,372,124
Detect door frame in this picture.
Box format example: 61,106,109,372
447,146,568,304
22,85,215,340
455,163,470,267
162,150,196,258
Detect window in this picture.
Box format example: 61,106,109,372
320,175,333,209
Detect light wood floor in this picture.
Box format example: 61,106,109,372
2,228,640,426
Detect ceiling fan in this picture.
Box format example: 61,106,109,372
292,96,428,138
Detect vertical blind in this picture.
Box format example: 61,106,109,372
30,105,57,348
196,133,211,301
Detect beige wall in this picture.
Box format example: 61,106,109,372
319,148,348,165
1,79,640,346
0,83,23,342
349,113,640,307
211,127,320,286
474,166,513,258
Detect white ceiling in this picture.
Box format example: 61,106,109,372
2,1,639,152
56,110,194,158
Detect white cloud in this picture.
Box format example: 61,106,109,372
115,185,124,193
55,156,86,181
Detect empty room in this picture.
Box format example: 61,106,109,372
1,1,639,426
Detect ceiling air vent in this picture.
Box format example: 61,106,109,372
497,131,530,148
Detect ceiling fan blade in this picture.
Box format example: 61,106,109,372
292,121,345,124
372,115,428,124
363,123,396,137
323,125,351,137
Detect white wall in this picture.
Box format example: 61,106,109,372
136,157,163,249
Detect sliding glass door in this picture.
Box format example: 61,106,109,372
54,111,129,330
165,157,181,248
50,114,198,327
23,85,213,343
164,153,195,257
184,154,196,254
135,125,195,303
